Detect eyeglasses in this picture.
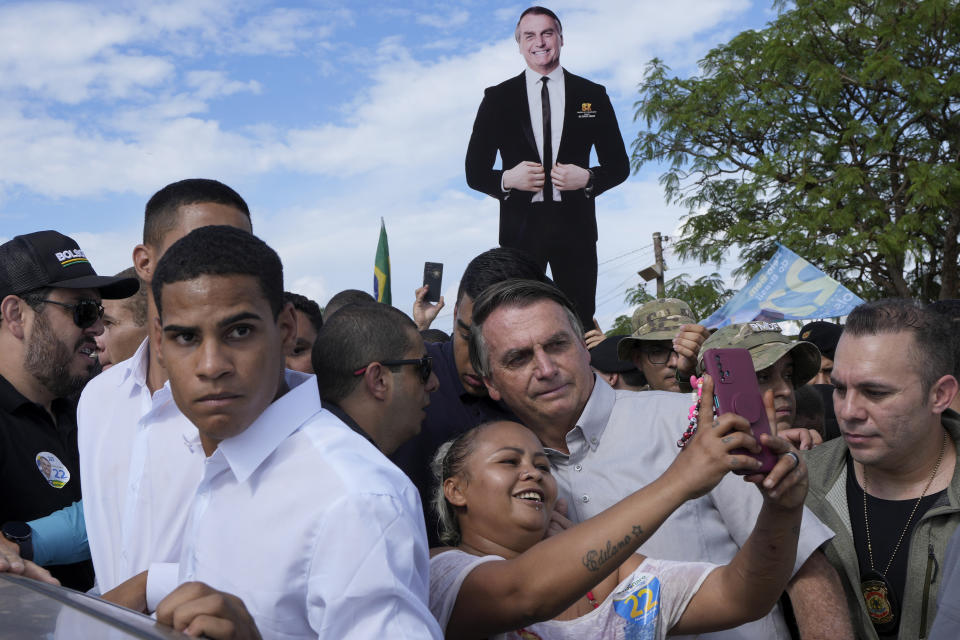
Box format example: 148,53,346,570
36,299,104,329
353,356,433,384
644,344,677,365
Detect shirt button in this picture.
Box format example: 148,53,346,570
590,437,598,445
581,495,590,503
575,464,582,471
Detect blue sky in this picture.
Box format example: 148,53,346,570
0,0,775,330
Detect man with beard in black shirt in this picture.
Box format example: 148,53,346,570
0,230,137,589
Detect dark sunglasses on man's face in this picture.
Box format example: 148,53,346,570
353,356,433,384
37,298,104,329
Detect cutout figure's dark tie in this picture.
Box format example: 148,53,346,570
541,76,554,202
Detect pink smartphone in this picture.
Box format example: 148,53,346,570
702,347,777,475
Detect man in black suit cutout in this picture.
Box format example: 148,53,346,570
465,6,630,329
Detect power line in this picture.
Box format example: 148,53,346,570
596,243,653,267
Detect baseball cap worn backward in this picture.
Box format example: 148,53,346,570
616,298,696,360
696,321,822,386
0,231,139,300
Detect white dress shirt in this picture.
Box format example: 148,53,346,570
547,378,835,640
525,65,564,202
157,372,442,639
79,338,205,594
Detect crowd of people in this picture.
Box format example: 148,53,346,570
2,6,960,640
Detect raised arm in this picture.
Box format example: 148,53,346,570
670,415,808,635
447,376,780,639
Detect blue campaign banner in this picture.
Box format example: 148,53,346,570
702,245,864,328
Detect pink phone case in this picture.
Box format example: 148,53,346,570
702,348,777,475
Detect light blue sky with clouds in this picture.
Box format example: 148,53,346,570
0,0,775,330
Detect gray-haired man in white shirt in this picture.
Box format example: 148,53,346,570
467,278,854,640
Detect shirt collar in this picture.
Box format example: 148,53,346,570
321,400,379,450
573,374,614,451
216,370,321,484
114,337,151,389
0,374,32,413
525,65,564,89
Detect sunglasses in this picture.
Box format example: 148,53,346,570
353,356,433,384
37,298,104,329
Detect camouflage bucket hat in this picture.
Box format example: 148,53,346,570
696,321,822,386
617,298,696,361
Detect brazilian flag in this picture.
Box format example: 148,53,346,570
373,218,391,305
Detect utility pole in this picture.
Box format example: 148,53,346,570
638,231,667,298
652,232,665,297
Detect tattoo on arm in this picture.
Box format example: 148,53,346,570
581,524,643,572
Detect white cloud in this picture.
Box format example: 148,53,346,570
185,70,261,99
0,3,172,103
416,9,470,29
0,0,762,321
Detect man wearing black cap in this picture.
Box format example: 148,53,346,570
0,230,137,590
799,320,843,386
589,335,647,391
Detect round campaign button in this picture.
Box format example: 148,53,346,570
36,452,71,489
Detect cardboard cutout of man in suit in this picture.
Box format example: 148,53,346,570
465,6,630,329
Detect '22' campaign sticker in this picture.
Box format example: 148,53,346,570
613,574,661,640
36,452,71,489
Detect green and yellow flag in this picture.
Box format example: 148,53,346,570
373,218,391,305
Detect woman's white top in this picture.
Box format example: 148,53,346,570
430,549,716,640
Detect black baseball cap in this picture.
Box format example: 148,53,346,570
590,336,639,374
0,231,138,300
798,321,843,360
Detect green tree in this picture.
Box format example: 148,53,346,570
606,271,734,335
633,0,960,302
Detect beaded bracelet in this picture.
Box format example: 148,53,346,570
677,375,703,449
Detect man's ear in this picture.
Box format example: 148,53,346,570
132,244,155,284
152,316,165,368
277,302,297,356
596,371,617,387
930,374,959,415
443,476,467,508
363,362,390,401
0,295,28,340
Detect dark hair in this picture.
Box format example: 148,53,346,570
15,287,54,318
421,328,450,344
844,299,954,393
620,369,647,388
143,179,251,247
456,247,546,306
431,423,497,546
469,279,579,379
312,302,417,403
323,289,376,322
151,226,283,320
115,266,148,327
515,6,562,42
930,299,960,378
283,291,323,333
795,384,825,419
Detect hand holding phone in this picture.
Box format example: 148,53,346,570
422,262,443,303
702,348,778,475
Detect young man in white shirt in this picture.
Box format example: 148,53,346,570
148,225,440,639
82,179,254,601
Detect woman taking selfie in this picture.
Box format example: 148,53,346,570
429,376,808,639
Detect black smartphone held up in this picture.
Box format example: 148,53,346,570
702,347,778,475
423,262,443,303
